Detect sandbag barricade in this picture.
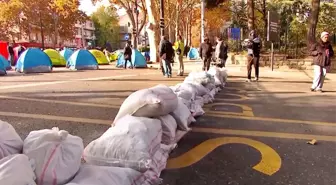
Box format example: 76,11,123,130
0,66,228,185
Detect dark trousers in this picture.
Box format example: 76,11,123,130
202,57,211,71
247,55,260,79
124,59,132,69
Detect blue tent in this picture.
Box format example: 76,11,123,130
67,49,99,70
116,49,147,68
188,48,200,60
0,55,7,76
60,48,74,61
15,48,52,73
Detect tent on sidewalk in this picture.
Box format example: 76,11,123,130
0,55,7,76
60,48,74,61
89,49,109,65
44,49,67,66
67,49,99,70
116,49,147,68
15,48,52,73
188,48,200,60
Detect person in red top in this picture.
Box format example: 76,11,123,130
310,32,334,92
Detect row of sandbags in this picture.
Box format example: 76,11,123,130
0,66,228,185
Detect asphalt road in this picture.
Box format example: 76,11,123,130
0,63,335,185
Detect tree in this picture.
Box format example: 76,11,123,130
0,0,24,41
91,6,120,48
317,2,336,35
247,0,255,32
93,0,147,49
307,0,321,44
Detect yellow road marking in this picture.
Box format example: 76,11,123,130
167,137,281,176
215,93,249,101
192,127,336,142
0,111,111,125
204,113,336,127
203,103,255,117
0,95,121,109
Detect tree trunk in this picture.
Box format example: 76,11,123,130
39,13,45,49
307,0,320,45
247,0,255,32
189,10,192,46
186,15,189,46
175,3,180,39
145,0,158,62
262,0,267,39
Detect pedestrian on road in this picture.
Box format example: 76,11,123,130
245,30,262,82
7,42,14,66
310,32,334,92
215,36,228,68
18,44,26,58
159,36,174,78
173,35,185,76
123,42,133,69
200,36,213,71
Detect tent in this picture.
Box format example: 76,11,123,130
188,48,200,60
67,49,98,70
15,48,52,73
60,48,74,61
0,55,7,76
89,49,109,65
44,49,67,66
116,49,147,68
0,42,9,60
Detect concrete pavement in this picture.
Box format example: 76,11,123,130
0,61,335,185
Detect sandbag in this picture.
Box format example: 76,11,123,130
65,165,146,185
170,99,193,131
195,96,205,107
84,115,162,172
178,97,192,110
208,67,224,87
176,83,197,100
184,71,214,85
191,103,205,117
114,85,178,123
219,67,228,83
158,115,177,145
203,94,213,104
176,89,193,101
205,83,216,91
192,83,210,96
23,127,84,185
0,120,23,160
0,154,37,185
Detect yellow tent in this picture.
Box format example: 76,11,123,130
89,49,109,65
44,49,67,66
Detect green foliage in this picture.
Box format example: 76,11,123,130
139,46,150,52
317,3,336,35
91,6,120,48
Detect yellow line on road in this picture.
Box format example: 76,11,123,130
167,137,282,176
192,127,336,142
203,103,255,117
0,111,111,125
215,93,249,101
204,113,336,127
0,95,121,109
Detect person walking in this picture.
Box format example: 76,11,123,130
7,42,14,66
310,32,334,93
215,36,228,68
123,42,133,69
173,35,185,76
245,30,262,82
159,36,174,78
200,36,213,71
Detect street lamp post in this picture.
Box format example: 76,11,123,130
159,0,165,37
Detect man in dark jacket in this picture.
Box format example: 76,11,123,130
7,42,14,66
200,36,213,71
215,36,228,68
159,36,174,77
246,30,262,82
310,32,334,92
123,42,133,69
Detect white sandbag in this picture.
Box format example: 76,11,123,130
114,85,178,123
184,71,214,85
170,99,193,131
208,67,224,87
150,144,176,176
219,67,228,83
84,115,162,172
0,154,37,185
195,96,205,107
176,83,197,100
65,165,146,185
178,97,192,110
209,88,217,99
205,83,216,91
158,115,177,145
176,89,193,101
23,127,84,185
192,83,210,96
191,103,205,117
203,94,213,104
0,120,23,160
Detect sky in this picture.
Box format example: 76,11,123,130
79,0,126,16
